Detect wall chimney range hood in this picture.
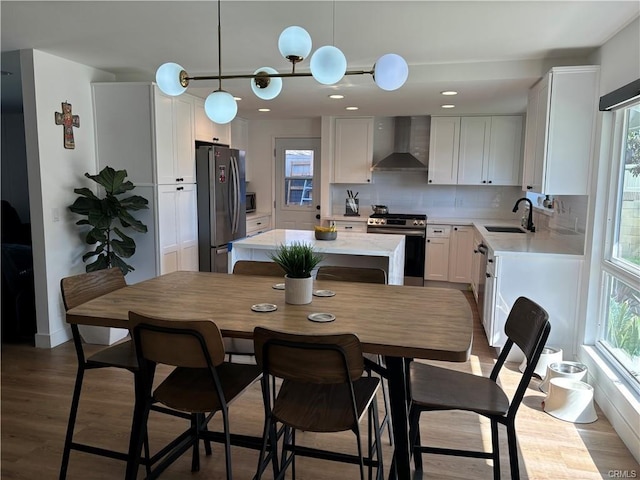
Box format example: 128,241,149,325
371,116,428,172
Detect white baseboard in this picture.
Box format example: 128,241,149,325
35,325,72,348
579,345,640,464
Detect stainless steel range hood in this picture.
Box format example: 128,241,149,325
371,117,428,172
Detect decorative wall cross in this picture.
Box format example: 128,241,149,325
54,102,80,149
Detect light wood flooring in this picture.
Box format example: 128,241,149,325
1,292,638,479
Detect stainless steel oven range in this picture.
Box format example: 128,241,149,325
367,213,427,286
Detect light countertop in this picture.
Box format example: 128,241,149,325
232,229,404,256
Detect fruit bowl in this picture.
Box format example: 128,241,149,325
315,230,337,240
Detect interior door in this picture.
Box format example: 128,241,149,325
274,137,321,230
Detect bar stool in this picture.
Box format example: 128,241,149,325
543,378,598,423
539,361,587,393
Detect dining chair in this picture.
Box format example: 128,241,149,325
315,265,393,445
408,296,550,480
59,267,152,479
253,326,384,480
129,311,262,480
228,260,286,361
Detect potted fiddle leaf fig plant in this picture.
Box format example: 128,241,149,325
69,166,148,275
269,242,323,304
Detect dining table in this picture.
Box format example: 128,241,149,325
65,271,473,480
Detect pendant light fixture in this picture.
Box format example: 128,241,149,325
156,0,409,124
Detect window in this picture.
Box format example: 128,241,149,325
598,100,640,392
284,149,314,206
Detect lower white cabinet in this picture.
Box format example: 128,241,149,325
448,226,474,283
470,229,484,301
330,219,367,233
425,225,451,281
425,224,472,283
246,214,272,237
158,184,199,274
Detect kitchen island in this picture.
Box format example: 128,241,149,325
229,229,406,285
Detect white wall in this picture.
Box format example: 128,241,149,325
20,49,115,348
247,118,321,214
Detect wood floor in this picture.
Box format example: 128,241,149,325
1,292,638,479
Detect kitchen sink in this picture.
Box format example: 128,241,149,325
484,226,527,233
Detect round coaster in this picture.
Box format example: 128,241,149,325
272,283,285,290
307,312,336,323
313,289,336,297
251,303,277,312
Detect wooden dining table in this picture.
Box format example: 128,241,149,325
66,271,473,480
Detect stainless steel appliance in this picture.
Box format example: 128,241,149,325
196,143,246,273
367,213,427,286
246,192,257,213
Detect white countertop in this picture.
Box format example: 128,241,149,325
232,229,404,256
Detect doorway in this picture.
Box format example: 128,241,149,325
274,137,321,230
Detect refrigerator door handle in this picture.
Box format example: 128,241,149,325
230,154,241,234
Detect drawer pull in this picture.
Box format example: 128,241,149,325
345,226,353,229
434,229,443,233
256,222,262,226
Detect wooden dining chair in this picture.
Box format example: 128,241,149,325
408,296,550,480
316,265,393,445
59,268,151,479
129,312,262,480
253,327,384,480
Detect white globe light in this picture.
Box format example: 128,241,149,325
374,54,409,91
278,26,312,61
155,62,187,96
251,67,283,100
204,91,237,124
310,46,347,85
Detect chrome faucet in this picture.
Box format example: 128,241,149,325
512,198,535,232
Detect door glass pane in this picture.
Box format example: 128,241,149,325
284,149,313,207
613,104,640,270
600,274,640,387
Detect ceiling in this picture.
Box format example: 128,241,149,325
1,1,638,119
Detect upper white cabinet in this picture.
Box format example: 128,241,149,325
156,93,195,184
522,66,599,194
332,117,374,184
429,115,523,186
427,117,460,185
231,117,250,180
194,97,231,146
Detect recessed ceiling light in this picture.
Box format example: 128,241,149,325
441,104,455,109
233,96,242,101
329,94,344,99
345,106,359,111
258,108,271,112
441,90,458,96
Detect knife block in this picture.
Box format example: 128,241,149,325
345,198,360,216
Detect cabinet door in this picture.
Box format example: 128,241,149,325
428,117,460,185
425,237,450,281
533,75,550,193
470,230,483,300
154,89,176,185
522,87,538,192
448,226,474,283
174,96,195,183
212,121,231,146
177,184,199,271
231,117,250,181
457,117,491,185
333,117,373,183
158,185,180,274
194,97,213,142
487,116,523,186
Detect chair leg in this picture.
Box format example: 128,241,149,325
371,397,384,480
408,405,423,471
222,408,233,480
491,419,501,480
506,421,520,480
59,365,85,480
190,414,200,472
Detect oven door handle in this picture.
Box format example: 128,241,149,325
367,227,426,237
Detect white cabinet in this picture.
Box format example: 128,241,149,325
231,117,250,180
194,97,231,145
330,219,367,233
246,214,272,237
522,66,599,194
425,225,451,281
158,184,199,274
430,116,523,186
470,229,484,301
332,117,374,184
427,117,460,185
448,226,474,283
156,93,195,184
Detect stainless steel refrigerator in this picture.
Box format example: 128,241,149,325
196,143,246,273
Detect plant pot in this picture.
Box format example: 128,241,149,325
284,275,313,305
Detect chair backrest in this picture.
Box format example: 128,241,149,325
253,327,364,384
232,260,285,277
129,311,225,369
60,267,126,311
492,296,550,418
316,266,387,284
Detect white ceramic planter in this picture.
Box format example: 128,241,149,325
284,275,313,305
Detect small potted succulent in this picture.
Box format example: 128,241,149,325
269,242,323,304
